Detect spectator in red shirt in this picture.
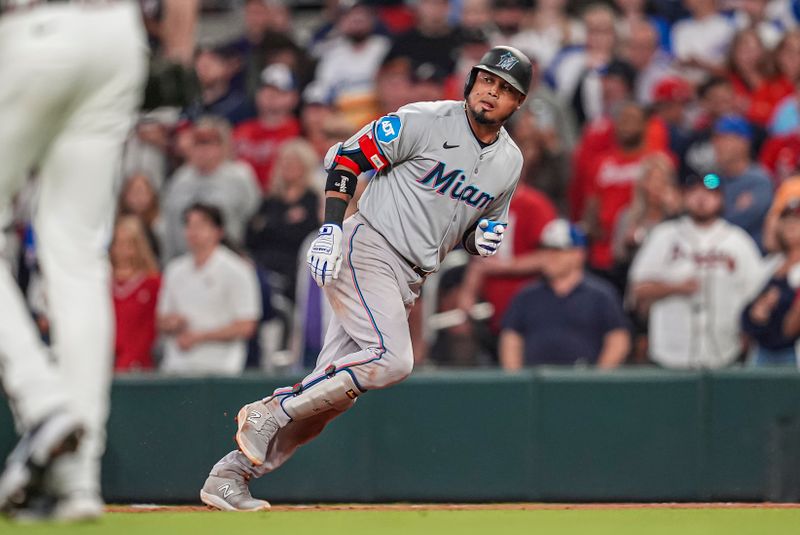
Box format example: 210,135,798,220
111,216,161,372
233,63,301,191
583,101,666,273
568,61,669,220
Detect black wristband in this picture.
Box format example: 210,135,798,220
325,168,358,197
324,197,349,227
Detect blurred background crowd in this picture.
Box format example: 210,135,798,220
5,0,800,375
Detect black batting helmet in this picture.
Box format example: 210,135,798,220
464,46,532,98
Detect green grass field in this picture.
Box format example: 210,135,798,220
2,507,800,535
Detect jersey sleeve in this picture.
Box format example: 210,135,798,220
324,105,430,173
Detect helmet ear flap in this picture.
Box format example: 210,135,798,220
464,68,477,99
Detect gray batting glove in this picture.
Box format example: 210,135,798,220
475,219,506,257
307,224,344,287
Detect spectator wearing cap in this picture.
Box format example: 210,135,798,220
742,199,800,366
629,173,765,368
650,77,693,155
186,44,256,126
306,0,390,128
670,0,735,84
233,64,302,191
158,203,261,376
162,117,261,261
621,19,676,106
713,114,773,248
499,219,630,369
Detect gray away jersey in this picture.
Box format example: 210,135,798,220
325,100,523,272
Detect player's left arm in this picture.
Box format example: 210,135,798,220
462,157,521,257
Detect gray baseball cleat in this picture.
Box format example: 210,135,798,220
0,412,83,513
235,397,283,466
200,470,270,512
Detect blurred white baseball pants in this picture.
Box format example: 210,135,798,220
0,1,146,498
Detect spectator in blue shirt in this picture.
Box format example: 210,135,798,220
499,219,631,369
713,114,773,249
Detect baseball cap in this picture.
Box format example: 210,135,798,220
682,172,722,191
714,114,752,141
539,219,587,250
600,59,637,93
259,63,296,92
652,77,693,104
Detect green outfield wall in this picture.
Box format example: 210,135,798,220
2,368,799,503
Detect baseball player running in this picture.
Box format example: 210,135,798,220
0,0,192,521
200,46,532,511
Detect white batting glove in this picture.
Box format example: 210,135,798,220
475,219,506,257
307,224,344,287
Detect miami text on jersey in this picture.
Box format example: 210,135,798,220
416,161,496,209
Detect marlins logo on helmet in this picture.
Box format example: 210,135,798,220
496,52,520,71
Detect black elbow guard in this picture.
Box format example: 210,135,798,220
325,168,358,197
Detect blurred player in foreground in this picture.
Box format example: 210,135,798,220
201,46,531,511
0,0,195,521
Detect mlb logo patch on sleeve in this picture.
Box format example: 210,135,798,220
375,116,402,143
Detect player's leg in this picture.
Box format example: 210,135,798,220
33,4,146,518
235,220,417,466
201,316,360,510
0,12,89,513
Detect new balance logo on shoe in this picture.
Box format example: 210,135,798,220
218,484,233,498
246,411,262,425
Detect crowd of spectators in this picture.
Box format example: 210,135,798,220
6,0,800,375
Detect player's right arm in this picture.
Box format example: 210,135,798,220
306,110,423,286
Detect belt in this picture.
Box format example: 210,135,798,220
403,256,433,279
354,212,433,279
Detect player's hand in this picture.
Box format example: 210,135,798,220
307,224,344,287
475,219,506,257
